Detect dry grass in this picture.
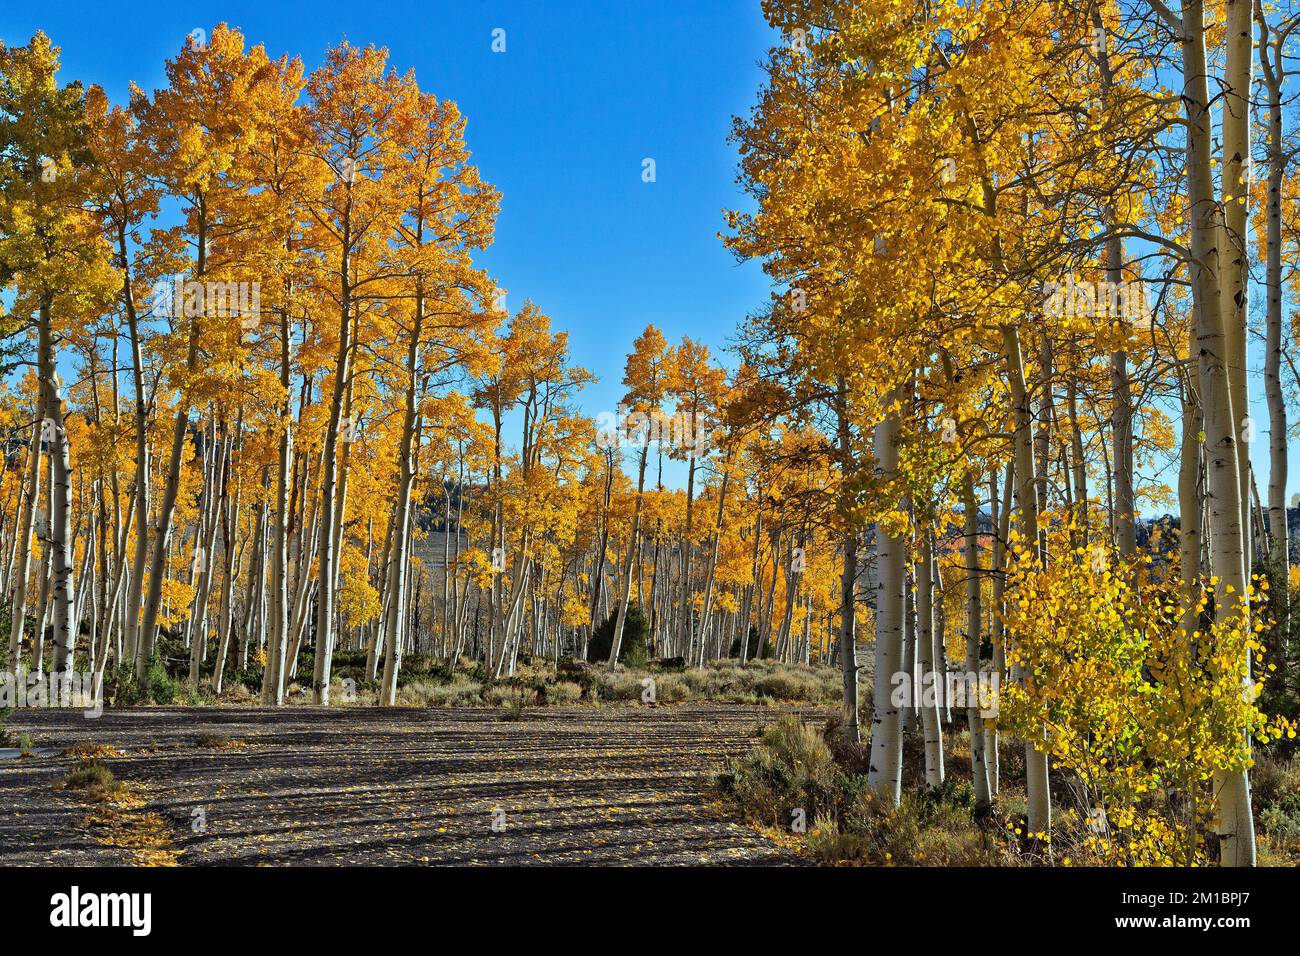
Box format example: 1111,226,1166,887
62,758,124,800
224,657,846,709
721,717,1021,866
62,743,124,759
1254,751,1300,866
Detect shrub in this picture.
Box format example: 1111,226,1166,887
486,685,530,720
427,679,485,707
220,682,256,704
64,758,119,797
586,604,649,667
544,681,584,705
651,674,688,703
231,664,263,692
1254,753,1300,863
397,654,450,687
486,685,531,707
752,669,824,702
721,717,1001,865
590,670,644,701
293,652,315,685
730,626,768,660
1000,538,1296,864
721,716,839,827
110,656,182,706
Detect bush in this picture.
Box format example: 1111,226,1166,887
544,681,584,705
396,678,483,707
590,670,645,702
651,674,689,703
64,758,120,798
730,626,769,660
485,684,530,720
752,669,825,702
721,717,1002,865
427,679,485,706
721,716,839,827
1254,753,1300,863
220,682,256,703
397,654,447,687
110,656,182,706
293,651,315,685
586,604,648,667
486,685,531,707
231,664,263,692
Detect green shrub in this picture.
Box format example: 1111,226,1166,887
110,656,182,706
148,657,182,705
293,651,315,685
486,685,531,707
397,654,447,687
586,604,648,667
486,685,529,720
730,626,768,660
1254,753,1300,863
752,669,824,702
231,664,263,692
395,677,482,707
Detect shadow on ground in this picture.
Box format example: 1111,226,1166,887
1,703,815,866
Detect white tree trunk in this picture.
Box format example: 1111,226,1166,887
867,405,904,805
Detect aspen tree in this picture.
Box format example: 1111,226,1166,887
0,34,116,676
300,42,412,702
607,325,667,667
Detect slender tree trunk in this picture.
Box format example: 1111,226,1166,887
1182,0,1256,865
917,529,944,786
39,301,76,679
380,309,424,705
867,403,904,804
1260,17,1291,679
7,410,44,673
963,473,992,810
264,307,294,705
1003,323,1051,835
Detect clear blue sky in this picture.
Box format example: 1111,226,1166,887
2,3,1294,510
1,0,777,437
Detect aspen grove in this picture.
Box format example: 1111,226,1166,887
1,4,1299,870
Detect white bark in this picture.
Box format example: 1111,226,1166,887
867,404,904,805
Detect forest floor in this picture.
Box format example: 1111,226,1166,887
0,703,815,866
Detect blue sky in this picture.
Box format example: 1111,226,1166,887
1,0,777,434
1,2,1295,510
